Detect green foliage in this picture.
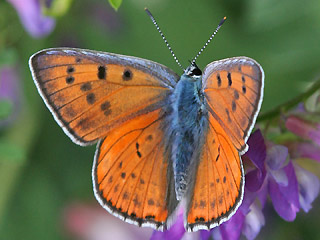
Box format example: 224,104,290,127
108,0,122,11
42,0,74,17
0,140,25,163
0,48,17,67
0,100,13,120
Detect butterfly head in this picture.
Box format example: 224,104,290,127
184,62,202,78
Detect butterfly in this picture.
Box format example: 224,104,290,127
29,10,264,232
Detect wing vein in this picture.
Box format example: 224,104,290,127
99,131,142,187
80,104,164,140
206,137,219,219
204,88,256,108
125,142,161,215
206,139,210,222
141,142,162,217
208,124,238,193
116,139,162,214
41,70,98,83
205,99,243,150
208,120,241,171
57,84,124,110
97,114,163,165
38,63,101,71
203,72,259,89
213,90,246,135
217,142,238,195
49,81,168,98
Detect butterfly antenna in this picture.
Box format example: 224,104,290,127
191,16,227,64
145,8,184,71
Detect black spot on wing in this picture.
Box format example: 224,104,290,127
217,73,221,87
227,72,232,87
101,101,111,111
232,101,236,112
98,66,106,80
148,199,155,206
66,76,74,84
86,93,96,104
123,69,133,81
100,101,112,116
242,85,246,94
80,83,92,91
67,66,75,73
234,90,239,100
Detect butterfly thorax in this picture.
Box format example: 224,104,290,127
167,71,209,200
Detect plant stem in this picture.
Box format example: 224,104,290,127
257,77,320,122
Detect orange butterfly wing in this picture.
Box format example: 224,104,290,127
186,114,243,231
93,108,178,230
30,48,180,229
29,48,178,145
202,57,264,153
186,57,263,230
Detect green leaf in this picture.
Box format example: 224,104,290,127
305,90,320,112
271,132,301,145
108,0,122,11
42,0,74,17
0,99,13,120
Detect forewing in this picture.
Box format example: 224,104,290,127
93,108,178,230
29,48,178,146
186,113,244,231
202,57,264,153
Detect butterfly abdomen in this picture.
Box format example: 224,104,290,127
168,75,209,200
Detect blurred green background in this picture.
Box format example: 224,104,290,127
1,0,320,239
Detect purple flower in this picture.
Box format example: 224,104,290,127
242,201,265,240
246,137,300,222
283,111,320,212
215,128,317,239
268,160,300,221
290,142,320,163
214,190,265,240
243,129,301,222
150,209,185,240
150,207,206,240
217,210,245,240
244,130,267,192
0,66,21,127
7,0,55,38
286,115,320,146
294,164,320,212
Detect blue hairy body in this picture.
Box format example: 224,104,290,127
166,74,209,200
